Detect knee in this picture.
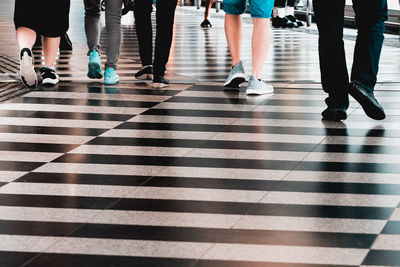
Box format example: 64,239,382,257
252,18,269,27
355,7,387,31
106,12,122,25
319,34,344,48
318,21,344,40
356,17,385,34
85,6,101,18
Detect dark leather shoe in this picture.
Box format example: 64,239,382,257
287,15,303,27
201,19,212,28
349,82,386,120
272,16,296,28
321,108,347,121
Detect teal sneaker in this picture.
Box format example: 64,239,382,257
104,68,119,85
87,50,102,79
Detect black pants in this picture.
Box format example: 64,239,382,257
275,0,295,8
133,0,177,77
313,0,387,109
14,0,70,37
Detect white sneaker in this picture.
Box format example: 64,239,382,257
246,76,274,95
19,48,38,88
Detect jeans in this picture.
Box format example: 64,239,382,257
313,0,387,109
134,0,177,77
84,0,123,69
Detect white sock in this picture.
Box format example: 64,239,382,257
272,7,278,18
286,6,295,16
277,7,286,18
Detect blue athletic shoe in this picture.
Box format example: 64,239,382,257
87,50,102,79
104,68,119,85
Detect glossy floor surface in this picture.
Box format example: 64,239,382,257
1,0,400,266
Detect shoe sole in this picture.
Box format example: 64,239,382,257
104,80,119,85
322,113,347,121
153,83,169,88
42,78,59,87
135,73,153,80
88,62,103,79
224,73,246,88
20,55,38,89
246,89,274,95
349,86,385,120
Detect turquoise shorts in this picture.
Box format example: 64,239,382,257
223,0,274,19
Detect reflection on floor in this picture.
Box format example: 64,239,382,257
0,1,400,266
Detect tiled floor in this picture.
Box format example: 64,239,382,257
0,0,400,266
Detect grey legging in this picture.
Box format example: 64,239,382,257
84,0,123,69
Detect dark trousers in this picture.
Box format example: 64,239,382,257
313,0,387,109
133,0,177,77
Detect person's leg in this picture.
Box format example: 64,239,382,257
204,0,214,20
40,36,61,86
14,0,38,49
84,0,102,78
42,37,60,68
251,18,270,79
245,0,274,95
275,0,287,16
133,0,153,67
104,0,123,70
201,0,214,27
16,27,38,88
16,27,37,50
348,0,387,120
104,0,123,84
313,0,349,119
225,14,242,67
14,0,39,88
153,0,178,83
84,0,101,53
351,0,387,93
222,0,246,88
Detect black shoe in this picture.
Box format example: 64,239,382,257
272,16,296,28
59,33,73,51
153,75,169,88
122,0,135,15
287,15,304,27
19,48,38,88
40,67,59,87
201,19,212,28
322,108,347,121
348,82,386,120
135,65,153,80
